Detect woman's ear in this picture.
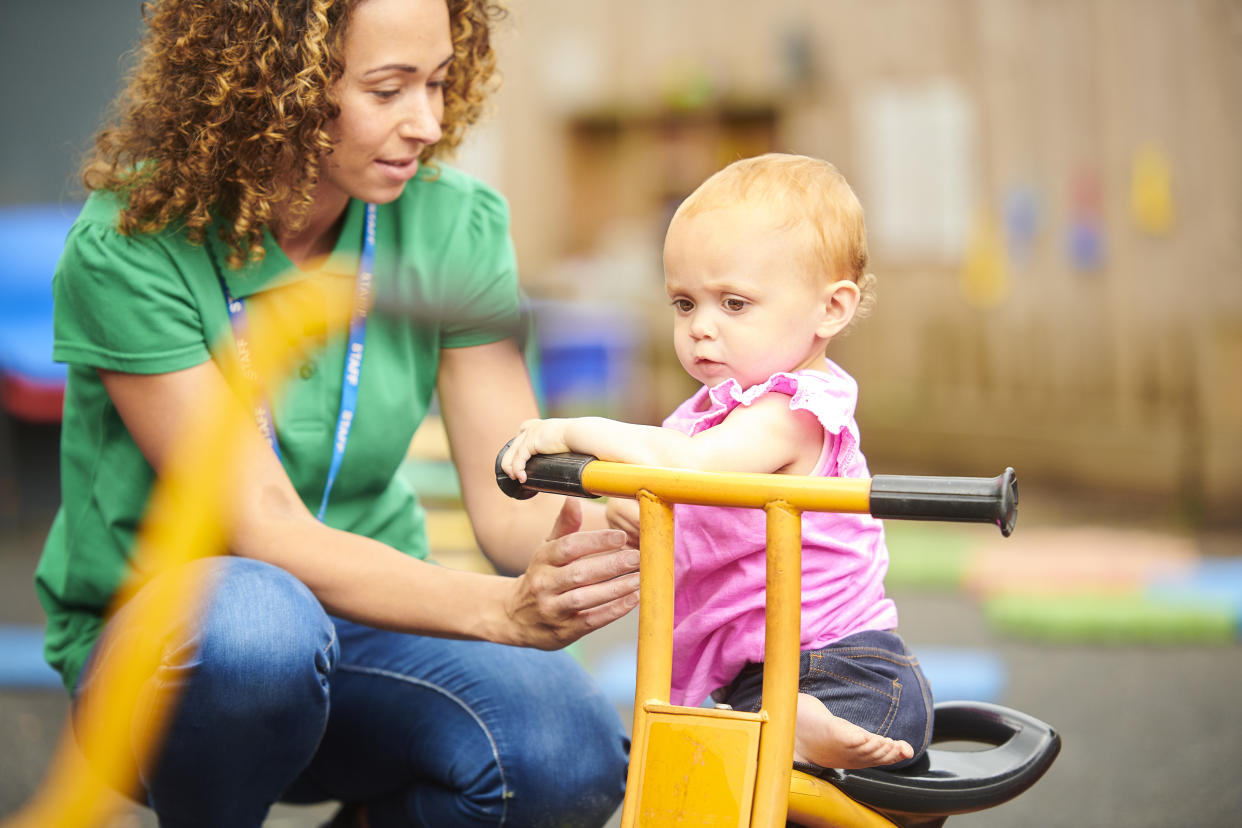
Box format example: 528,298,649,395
816,279,861,339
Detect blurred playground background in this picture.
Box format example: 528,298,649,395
2,1,1240,826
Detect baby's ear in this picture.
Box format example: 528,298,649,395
816,279,861,339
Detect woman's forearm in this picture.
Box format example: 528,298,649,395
232,492,519,643
233,499,638,651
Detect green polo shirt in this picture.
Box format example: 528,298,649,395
35,164,522,692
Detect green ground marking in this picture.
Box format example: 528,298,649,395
984,592,1238,645
884,522,981,590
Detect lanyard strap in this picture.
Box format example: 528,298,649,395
216,202,377,521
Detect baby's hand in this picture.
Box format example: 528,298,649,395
501,418,571,483
605,498,641,548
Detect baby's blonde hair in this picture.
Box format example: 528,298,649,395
671,153,876,323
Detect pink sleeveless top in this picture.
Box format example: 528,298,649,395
662,365,898,706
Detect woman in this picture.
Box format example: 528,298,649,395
35,0,635,825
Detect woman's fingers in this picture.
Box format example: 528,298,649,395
571,588,641,634
534,540,639,600
542,527,630,567
508,499,640,648
535,569,640,642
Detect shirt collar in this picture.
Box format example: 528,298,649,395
209,198,367,300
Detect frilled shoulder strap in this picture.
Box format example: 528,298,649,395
663,367,866,474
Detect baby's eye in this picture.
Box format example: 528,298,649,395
723,297,747,311
671,298,694,313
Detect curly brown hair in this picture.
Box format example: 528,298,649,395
84,0,506,268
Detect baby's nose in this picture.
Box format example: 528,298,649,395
689,314,715,339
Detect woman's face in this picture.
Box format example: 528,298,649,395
320,0,453,208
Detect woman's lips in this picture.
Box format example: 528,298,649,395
376,157,420,182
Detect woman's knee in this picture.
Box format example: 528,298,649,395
189,557,338,709
85,556,338,724
73,557,338,805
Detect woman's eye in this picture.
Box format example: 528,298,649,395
371,89,400,101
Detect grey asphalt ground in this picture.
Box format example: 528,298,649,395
3,417,1240,827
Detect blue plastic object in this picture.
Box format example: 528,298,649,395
528,299,639,416
917,647,1007,703
1147,557,1242,636
588,644,637,708
586,643,1008,709
0,204,79,384
0,624,61,688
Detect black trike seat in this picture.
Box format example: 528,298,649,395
812,700,1061,819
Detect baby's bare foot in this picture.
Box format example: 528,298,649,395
792,692,915,770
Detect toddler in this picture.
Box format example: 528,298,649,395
501,153,931,771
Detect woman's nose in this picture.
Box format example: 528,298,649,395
398,90,443,145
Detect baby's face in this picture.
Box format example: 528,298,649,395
663,205,834,390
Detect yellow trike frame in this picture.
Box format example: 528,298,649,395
497,451,1050,828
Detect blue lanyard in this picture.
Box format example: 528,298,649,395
217,202,377,521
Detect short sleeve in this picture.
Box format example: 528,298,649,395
52,205,211,374
666,371,864,469
436,181,522,348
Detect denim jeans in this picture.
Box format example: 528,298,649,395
73,557,629,827
713,629,934,770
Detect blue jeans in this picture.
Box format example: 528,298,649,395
73,557,629,827
713,629,934,770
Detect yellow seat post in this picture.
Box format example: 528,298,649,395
618,485,769,828
633,490,675,709
619,490,676,828
614,487,806,827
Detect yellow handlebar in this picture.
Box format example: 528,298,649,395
496,447,1019,827
495,444,1018,536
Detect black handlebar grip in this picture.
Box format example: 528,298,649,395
870,468,1018,536
495,439,597,500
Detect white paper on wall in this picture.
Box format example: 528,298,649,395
855,79,977,263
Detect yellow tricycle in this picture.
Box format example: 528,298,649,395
496,448,1059,828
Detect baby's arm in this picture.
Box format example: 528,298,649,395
500,393,823,483
501,416,691,482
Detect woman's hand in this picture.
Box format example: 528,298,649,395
500,418,571,483
605,498,641,548
503,498,640,649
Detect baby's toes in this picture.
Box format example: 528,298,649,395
883,741,907,763
860,735,893,761
876,738,913,765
